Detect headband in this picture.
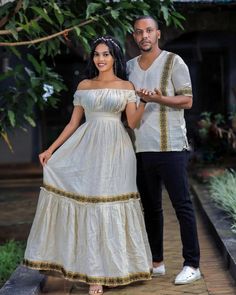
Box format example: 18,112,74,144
93,37,120,48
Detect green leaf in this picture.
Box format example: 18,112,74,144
18,11,24,23
0,131,13,152
116,2,133,9
40,61,47,76
49,81,63,92
79,36,90,53
5,22,18,40
31,6,53,24
161,6,169,23
30,20,41,34
86,3,102,19
16,21,30,34
85,25,96,37
24,115,36,127
62,10,75,17
54,3,64,25
111,10,119,20
74,27,81,37
172,11,186,20
172,17,184,30
8,110,15,127
23,0,29,10
30,77,40,88
37,43,47,59
46,40,58,57
27,89,38,102
27,54,41,74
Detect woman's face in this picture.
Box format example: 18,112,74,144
93,43,114,74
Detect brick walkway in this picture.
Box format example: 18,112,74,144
68,192,236,295
0,170,235,294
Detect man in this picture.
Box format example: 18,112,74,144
127,15,201,285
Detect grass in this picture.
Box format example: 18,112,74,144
0,240,25,287
209,169,236,232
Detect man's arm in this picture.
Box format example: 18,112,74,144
136,88,192,109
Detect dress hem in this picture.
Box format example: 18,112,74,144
23,259,152,286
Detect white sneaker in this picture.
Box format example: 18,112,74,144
152,264,166,276
175,266,201,284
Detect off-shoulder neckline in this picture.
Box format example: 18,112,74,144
75,88,135,91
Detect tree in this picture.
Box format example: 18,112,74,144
0,0,185,149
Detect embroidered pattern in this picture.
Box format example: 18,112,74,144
159,53,175,151
23,259,152,286
176,87,192,96
43,183,140,203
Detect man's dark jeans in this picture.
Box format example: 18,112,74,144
136,151,200,268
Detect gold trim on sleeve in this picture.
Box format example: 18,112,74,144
176,87,192,96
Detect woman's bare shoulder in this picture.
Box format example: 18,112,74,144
77,79,92,90
117,80,135,90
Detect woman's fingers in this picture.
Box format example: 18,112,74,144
39,151,52,166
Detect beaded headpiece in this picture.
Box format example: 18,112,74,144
93,37,120,49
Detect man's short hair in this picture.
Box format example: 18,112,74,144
133,15,159,29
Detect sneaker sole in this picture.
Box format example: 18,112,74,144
152,272,166,277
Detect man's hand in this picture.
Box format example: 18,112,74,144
154,88,162,99
136,88,162,103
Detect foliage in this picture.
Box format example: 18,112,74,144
0,240,25,286
0,55,67,150
197,112,236,163
209,170,236,232
0,0,185,149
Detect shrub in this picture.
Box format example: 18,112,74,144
209,170,236,232
0,240,25,287
197,112,236,163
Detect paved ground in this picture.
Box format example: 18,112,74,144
0,165,235,294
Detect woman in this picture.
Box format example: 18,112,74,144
23,35,152,295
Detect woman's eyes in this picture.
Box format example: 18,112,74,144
94,53,110,57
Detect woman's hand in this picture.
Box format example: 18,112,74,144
39,150,52,166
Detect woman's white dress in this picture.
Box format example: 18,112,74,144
24,89,152,286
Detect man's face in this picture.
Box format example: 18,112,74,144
133,18,160,52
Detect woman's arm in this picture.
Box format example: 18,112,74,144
125,101,146,129
39,105,84,166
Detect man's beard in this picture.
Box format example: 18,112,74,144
140,46,152,52
138,41,153,52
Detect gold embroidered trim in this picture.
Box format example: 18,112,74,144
176,87,192,96
23,259,151,286
159,53,175,151
43,183,140,203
